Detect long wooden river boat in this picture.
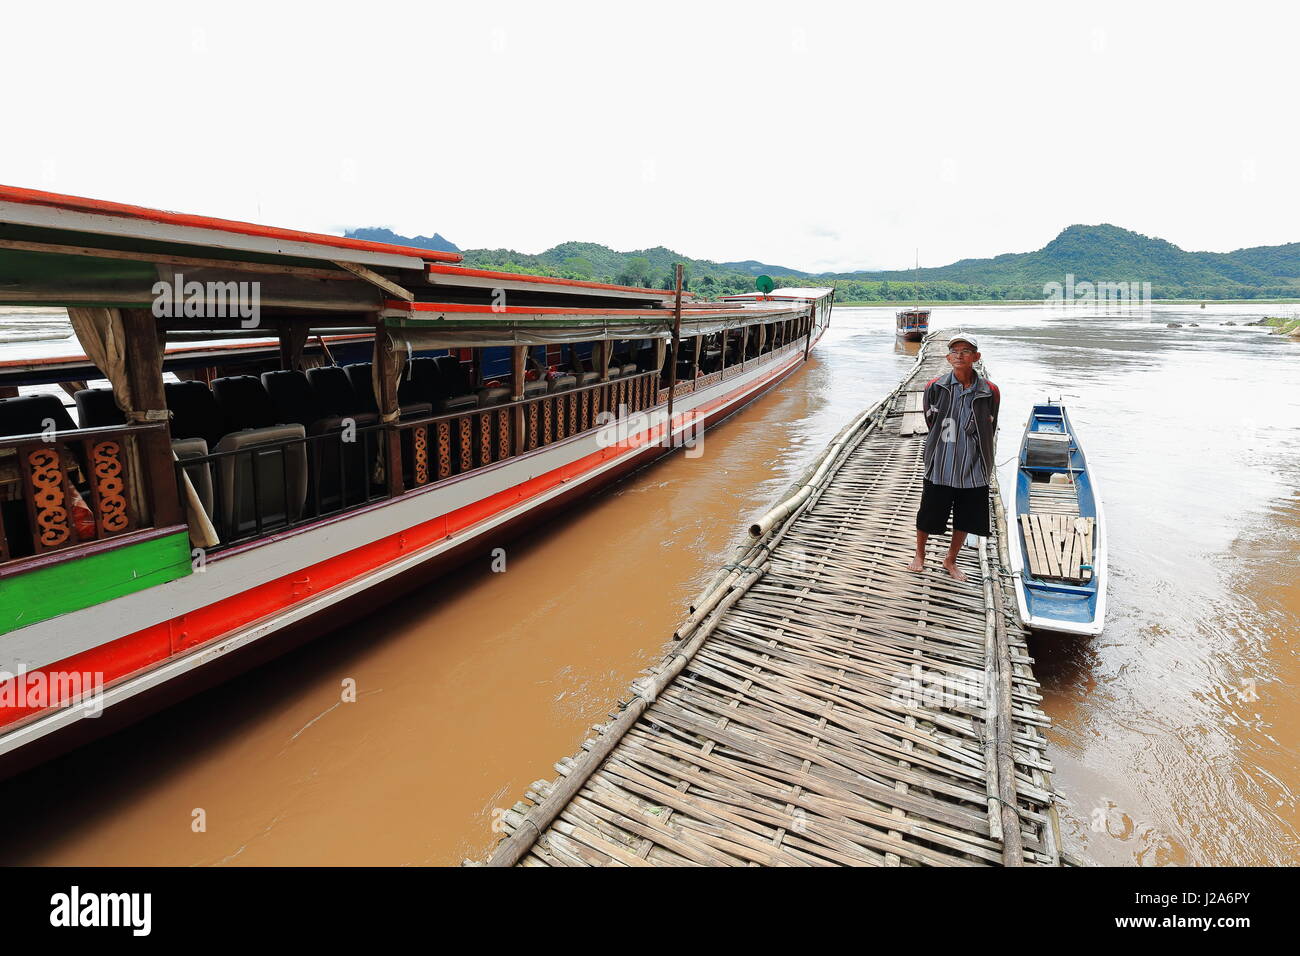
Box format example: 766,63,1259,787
0,184,832,775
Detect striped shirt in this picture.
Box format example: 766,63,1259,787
927,377,988,488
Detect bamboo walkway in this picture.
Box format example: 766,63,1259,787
479,335,1061,867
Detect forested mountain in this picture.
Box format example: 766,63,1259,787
344,223,1300,301
345,226,460,254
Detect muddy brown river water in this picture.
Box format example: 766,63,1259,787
2,303,1296,866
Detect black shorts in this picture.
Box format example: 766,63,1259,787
916,479,990,537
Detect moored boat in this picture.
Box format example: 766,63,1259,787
0,184,833,775
896,308,929,341
1007,401,1107,636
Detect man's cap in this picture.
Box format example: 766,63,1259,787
947,333,979,351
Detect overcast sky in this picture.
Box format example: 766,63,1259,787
2,0,1294,272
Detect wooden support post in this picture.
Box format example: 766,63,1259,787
740,325,749,370
373,327,405,498
511,345,526,457
666,264,683,431
278,321,308,371
596,340,610,381
720,328,728,376
689,334,701,382
120,309,182,528
804,303,815,359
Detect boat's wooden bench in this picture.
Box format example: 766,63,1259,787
1028,482,1080,516
1020,513,1093,582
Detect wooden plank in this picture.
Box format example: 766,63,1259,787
1035,515,1060,578
1019,515,1040,578
1031,515,1050,579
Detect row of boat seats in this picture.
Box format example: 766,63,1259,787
72,367,432,534
398,356,479,412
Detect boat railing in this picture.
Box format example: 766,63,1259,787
396,369,662,486
0,421,178,568
174,421,395,553
166,343,806,555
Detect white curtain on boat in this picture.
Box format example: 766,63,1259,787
67,307,141,421
67,307,219,549
371,333,408,424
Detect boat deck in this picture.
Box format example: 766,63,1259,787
1028,481,1081,516
478,337,1060,867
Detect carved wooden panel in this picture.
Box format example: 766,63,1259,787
458,415,473,472
24,446,72,550
436,420,452,479
89,438,132,535
496,407,510,460
411,426,429,486
478,411,492,466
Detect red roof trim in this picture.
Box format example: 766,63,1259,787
426,263,681,297
0,184,463,264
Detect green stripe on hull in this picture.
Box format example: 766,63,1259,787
0,532,191,636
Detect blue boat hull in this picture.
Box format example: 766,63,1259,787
1008,403,1107,636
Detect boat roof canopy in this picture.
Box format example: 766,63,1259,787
0,184,462,268
0,184,828,348
721,287,834,302
0,183,701,317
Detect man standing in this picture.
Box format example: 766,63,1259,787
907,333,1000,583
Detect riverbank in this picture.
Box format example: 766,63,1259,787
1260,315,1300,336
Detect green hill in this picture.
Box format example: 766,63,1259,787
344,223,1300,301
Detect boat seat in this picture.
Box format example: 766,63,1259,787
261,370,343,435
0,393,78,437
172,436,214,520
619,363,638,376
165,381,227,448
304,366,380,427
212,424,308,536
1025,432,1071,469
575,372,599,387
262,369,361,514
73,388,125,428
433,355,473,397
399,357,441,406
548,374,577,393
344,362,430,420
211,375,280,434
476,386,511,407
439,393,478,413
343,363,381,415
523,379,548,398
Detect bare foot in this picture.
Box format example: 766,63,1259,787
906,556,925,572
942,560,969,583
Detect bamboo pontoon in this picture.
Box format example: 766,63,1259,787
479,334,1060,867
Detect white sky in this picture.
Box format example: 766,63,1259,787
1,0,1295,273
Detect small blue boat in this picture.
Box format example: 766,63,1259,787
1007,402,1107,636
